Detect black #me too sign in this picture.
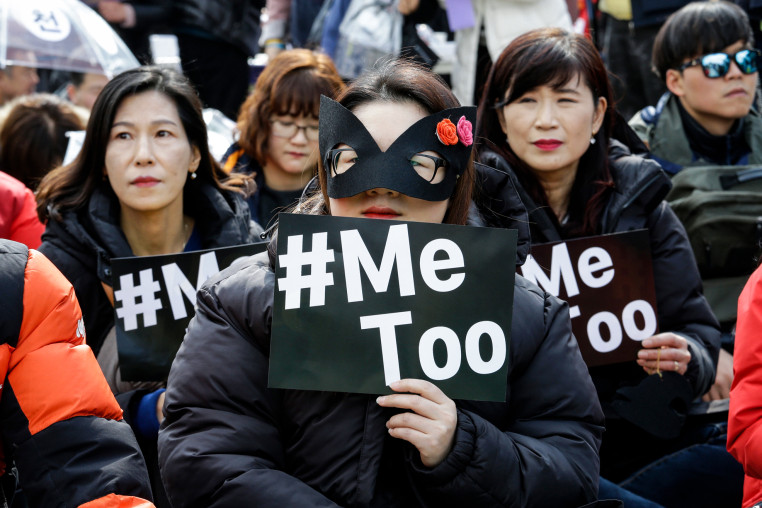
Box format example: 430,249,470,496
519,229,658,367
111,242,267,381
269,214,517,402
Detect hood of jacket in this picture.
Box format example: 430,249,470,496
480,141,671,241
43,180,255,286
472,161,531,265
632,92,762,170
601,139,672,232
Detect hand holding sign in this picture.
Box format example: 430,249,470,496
636,333,691,376
377,378,457,467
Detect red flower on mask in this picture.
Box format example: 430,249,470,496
436,118,458,146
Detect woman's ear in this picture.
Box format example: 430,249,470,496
592,96,607,135
189,146,201,174
496,106,509,137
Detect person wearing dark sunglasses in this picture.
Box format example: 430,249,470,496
677,48,761,79
629,1,762,334
630,1,762,173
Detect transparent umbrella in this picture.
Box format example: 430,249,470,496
0,0,139,78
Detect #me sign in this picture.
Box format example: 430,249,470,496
269,214,517,402
111,242,267,381
520,229,658,367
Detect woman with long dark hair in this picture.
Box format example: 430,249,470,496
35,66,259,506
477,27,740,507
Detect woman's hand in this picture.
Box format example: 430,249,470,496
376,379,457,468
156,390,166,423
636,332,691,375
702,349,733,401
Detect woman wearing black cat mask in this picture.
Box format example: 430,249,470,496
158,59,604,507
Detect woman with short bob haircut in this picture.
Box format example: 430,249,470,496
222,48,345,228
158,58,605,507
477,28,739,507
36,66,258,506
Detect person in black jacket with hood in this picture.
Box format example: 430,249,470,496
476,28,740,508
35,66,259,507
158,58,606,507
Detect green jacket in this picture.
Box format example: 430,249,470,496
629,92,762,173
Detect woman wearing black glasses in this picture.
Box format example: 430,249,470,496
629,1,762,172
476,27,742,507
221,49,345,229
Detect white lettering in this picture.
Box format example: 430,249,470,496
342,225,415,302
520,244,580,297
587,311,622,353
578,247,614,288
419,327,461,380
464,321,506,374
161,252,220,319
360,311,412,385
419,239,465,292
622,299,658,341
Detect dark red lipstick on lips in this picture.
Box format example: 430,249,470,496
132,176,160,186
533,139,562,151
363,206,401,219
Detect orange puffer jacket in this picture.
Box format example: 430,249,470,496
0,239,154,507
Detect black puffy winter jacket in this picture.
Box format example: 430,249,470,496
158,164,606,507
480,142,721,480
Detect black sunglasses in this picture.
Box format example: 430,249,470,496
677,49,761,78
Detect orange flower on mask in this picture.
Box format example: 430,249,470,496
436,118,458,146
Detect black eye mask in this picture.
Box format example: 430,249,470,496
319,95,476,201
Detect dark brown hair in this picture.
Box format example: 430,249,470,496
0,94,85,190
236,49,345,167
476,27,614,236
36,66,247,222
304,58,474,226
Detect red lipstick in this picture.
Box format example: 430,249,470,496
363,206,401,219
132,176,160,187
533,139,563,151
